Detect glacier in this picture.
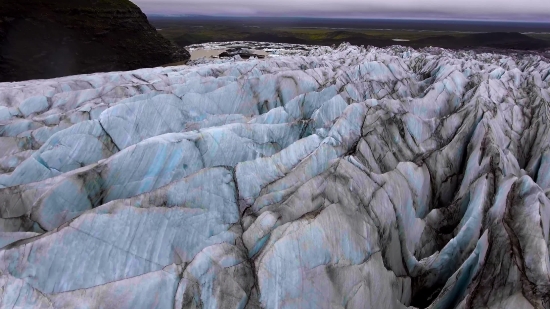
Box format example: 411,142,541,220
0,43,549,308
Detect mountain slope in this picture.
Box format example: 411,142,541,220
0,0,190,82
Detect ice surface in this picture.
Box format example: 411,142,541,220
0,42,549,308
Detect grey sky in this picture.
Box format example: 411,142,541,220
134,0,550,21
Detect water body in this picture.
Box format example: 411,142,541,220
190,49,227,60
189,48,269,60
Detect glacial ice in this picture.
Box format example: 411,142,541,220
0,43,549,308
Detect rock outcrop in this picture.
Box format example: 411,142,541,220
0,0,189,82
0,43,549,308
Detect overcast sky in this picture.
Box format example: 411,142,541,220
134,0,550,21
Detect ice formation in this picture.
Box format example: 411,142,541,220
0,43,549,308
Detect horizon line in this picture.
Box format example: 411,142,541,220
145,14,550,23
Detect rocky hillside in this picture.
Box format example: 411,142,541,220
0,44,549,308
0,0,189,82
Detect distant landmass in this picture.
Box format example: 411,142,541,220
151,16,550,55
0,0,190,82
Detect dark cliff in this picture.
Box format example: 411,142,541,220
0,0,190,82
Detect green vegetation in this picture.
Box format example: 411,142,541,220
273,27,469,41
530,33,550,43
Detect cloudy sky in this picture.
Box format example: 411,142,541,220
134,0,550,21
